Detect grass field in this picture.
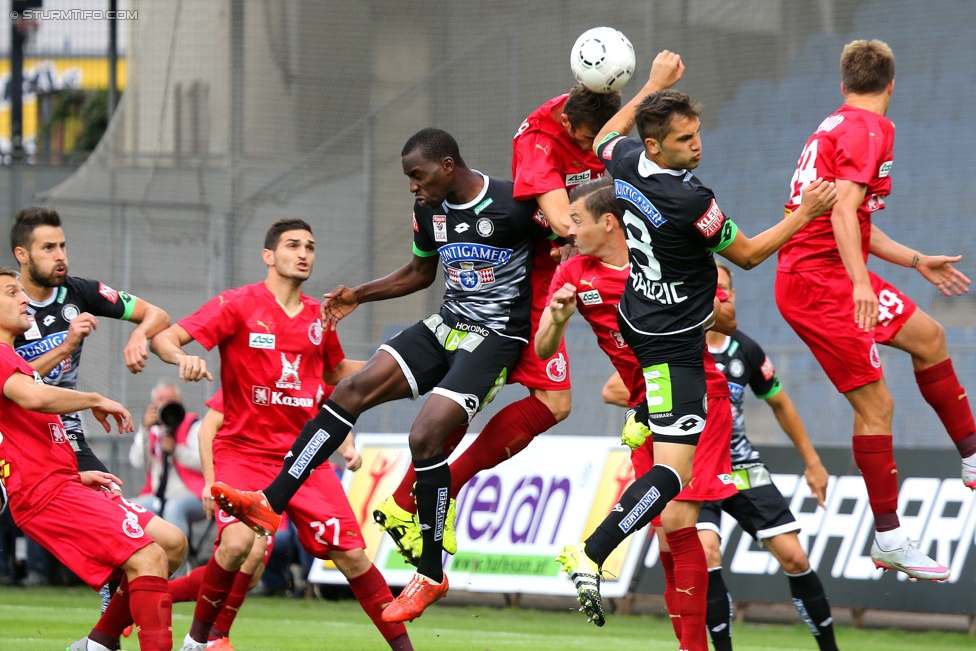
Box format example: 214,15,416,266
1,586,972,651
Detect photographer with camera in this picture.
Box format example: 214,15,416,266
130,378,206,569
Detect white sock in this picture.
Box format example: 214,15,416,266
962,452,976,468
875,526,906,550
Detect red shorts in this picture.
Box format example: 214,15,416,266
20,483,154,590
214,455,364,558
776,268,917,393
631,394,736,527
509,243,571,392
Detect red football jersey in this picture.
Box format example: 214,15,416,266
512,94,605,201
549,255,642,406
179,282,345,464
0,344,79,525
779,104,895,272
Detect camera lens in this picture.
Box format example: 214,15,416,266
158,402,186,432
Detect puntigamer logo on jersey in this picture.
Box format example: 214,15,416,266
439,243,513,292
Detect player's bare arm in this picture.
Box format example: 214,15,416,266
27,311,98,376
594,50,686,147
869,224,970,296
601,371,630,408
121,297,171,374
322,358,366,386
322,254,438,330
1,372,133,434
765,389,828,508
197,406,223,520
537,189,573,238
149,323,213,382
535,283,577,359
829,179,877,331
720,178,838,271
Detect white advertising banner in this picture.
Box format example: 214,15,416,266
308,434,647,598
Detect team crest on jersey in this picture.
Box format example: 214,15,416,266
729,359,745,378
476,218,494,237
869,343,881,369
565,170,591,186
98,283,119,304
433,215,448,242
61,304,79,321
276,354,302,389
308,319,324,345
48,422,67,444
252,385,271,406
695,199,725,238
579,289,602,305
610,329,627,348
121,512,145,539
546,353,568,382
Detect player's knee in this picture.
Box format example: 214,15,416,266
780,551,810,575
540,390,572,422
329,549,372,579
408,430,441,460
124,542,169,578
217,525,255,566
698,530,723,567
146,517,188,573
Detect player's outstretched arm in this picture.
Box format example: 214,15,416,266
766,390,828,508
27,312,98,377
197,407,223,520
719,178,837,271
122,298,171,374
322,255,438,330
150,324,212,382
536,189,573,238
594,50,686,147
535,283,577,359
1,373,133,434
869,224,970,297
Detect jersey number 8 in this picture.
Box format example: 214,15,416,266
623,210,662,281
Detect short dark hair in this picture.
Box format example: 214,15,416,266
10,206,62,253
0,265,18,279
264,218,312,251
563,85,622,135
400,128,466,168
635,90,701,144
841,39,895,95
569,176,621,225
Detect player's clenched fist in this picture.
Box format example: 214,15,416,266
549,283,578,325
647,50,685,91
64,312,98,349
178,354,213,382
322,285,359,330
796,178,838,222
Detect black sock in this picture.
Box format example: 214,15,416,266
787,569,837,651
584,464,682,566
414,454,450,583
706,567,734,651
264,400,356,512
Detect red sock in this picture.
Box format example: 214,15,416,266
449,396,557,497
90,575,132,648
915,359,976,456
393,425,468,514
852,435,900,531
189,557,237,642
128,575,172,651
667,527,708,651
660,550,682,639
210,570,253,639
348,564,412,648
168,564,206,603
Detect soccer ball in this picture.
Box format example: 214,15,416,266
570,27,636,94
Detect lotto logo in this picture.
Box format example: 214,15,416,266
694,199,724,238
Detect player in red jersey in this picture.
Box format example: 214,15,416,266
150,219,412,651
373,55,687,564
776,40,972,581
536,177,736,648
0,266,176,651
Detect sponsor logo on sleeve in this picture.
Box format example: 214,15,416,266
532,208,549,227
878,161,893,177
694,199,725,238
565,170,591,186
98,283,119,303
601,135,626,159
433,215,448,242
760,356,775,381
412,211,419,232
249,333,276,349
579,289,603,305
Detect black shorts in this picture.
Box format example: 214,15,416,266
380,309,524,421
618,316,706,445
697,464,800,541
